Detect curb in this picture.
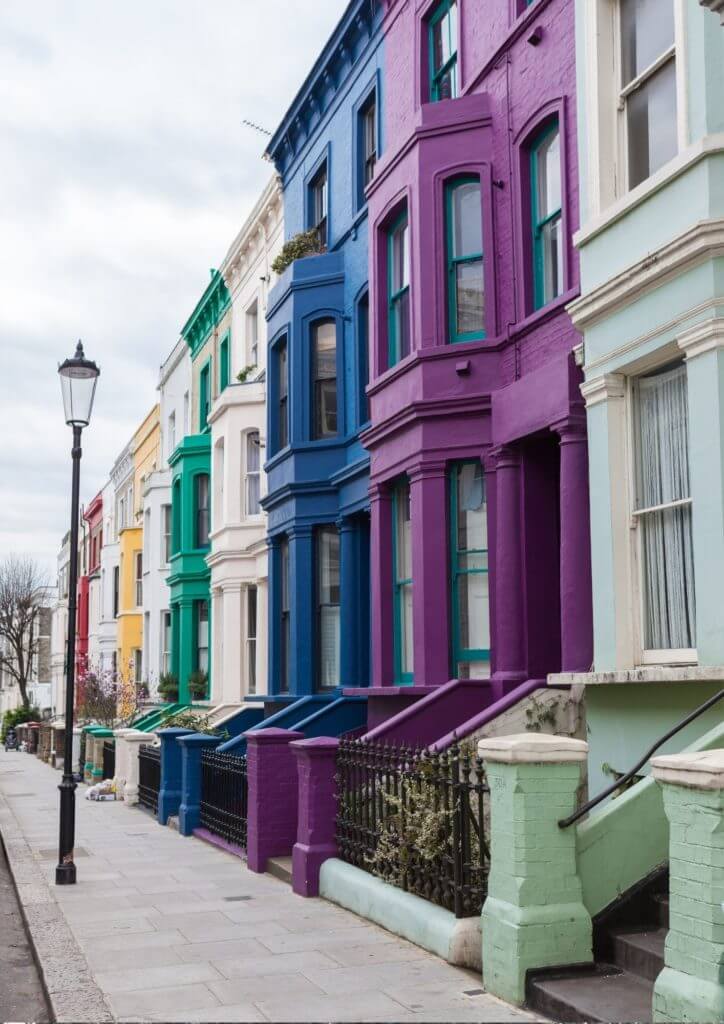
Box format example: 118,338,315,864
0,782,114,1023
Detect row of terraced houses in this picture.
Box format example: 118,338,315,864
47,1,724,1020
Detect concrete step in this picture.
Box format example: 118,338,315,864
266,856,292,884
651,893,669,929
527,964,654,1024
611,926,666,983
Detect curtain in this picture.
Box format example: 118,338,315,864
634,364,696,650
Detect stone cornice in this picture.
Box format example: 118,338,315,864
699,0,724,27
570,219,724,332
580,373,626,408
110,444,133,488
676,317,724,360
219,176,283,294
158,337,188,389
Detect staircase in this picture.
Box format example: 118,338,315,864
527,873,668,1023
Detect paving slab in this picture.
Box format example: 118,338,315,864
0,749,540,1023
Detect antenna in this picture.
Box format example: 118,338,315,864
242,118,272,137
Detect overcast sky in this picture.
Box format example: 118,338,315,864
0,0,342,577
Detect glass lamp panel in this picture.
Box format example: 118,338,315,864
452,182,482,257
456,260,484,335
60,371,98,426
621,0,675,87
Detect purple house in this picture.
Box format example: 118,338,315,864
351,0,592,741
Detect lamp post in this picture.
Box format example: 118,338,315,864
56,341,100,886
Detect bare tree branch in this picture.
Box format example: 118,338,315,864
0,554,50,710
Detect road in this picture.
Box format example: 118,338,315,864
0,836,50,1023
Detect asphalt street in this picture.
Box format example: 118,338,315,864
0,837,50,1023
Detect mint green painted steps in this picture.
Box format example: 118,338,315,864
319,858,482,970
478,734,592,1006
651,750,724,1024
577,716,724,918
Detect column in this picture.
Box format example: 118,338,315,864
678,321,724,663
370,484,394,688
245,728,304,873
338,517,358,689
554,417,594,672
211,587,224,701
491,445,526,695
267,537,281,695
409,462,450,687
112,727,136,797
157,727,194,824
221,583,242,704
651,749,724,1024
479,733,591,1005
289,525,314,696
177,733,224,837
178,598,195,703
120,731,153,805
255,578,269,696
291,737,339,897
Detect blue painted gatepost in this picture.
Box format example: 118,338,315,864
259,0,384,737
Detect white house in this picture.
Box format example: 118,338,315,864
141,338,191,693
207,175,283,706
50,531,70,715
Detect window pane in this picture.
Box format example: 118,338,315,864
634,363,690,510
318,528,340,605
541,215,563,305
316,380,338,437
391,221,409,294
393,291,411,359
456,463,486,551
621,0,675,87
247,432,260,472
627,58,677,189
401,582,414,676
314,322,336,379
640,505,696,650
197,601,209,673
319,606,340,688
536,129,561,221
457,572,490,653
396,484,412,580
452,182,482,257
456,259,485,335
279,344,288,399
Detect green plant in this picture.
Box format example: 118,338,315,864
270,229,323,275
163,709,227,737
236,364,257,383
188,670,208,700
158,673,179,700
2,705,41,741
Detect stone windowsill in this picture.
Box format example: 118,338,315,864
548,665,724,686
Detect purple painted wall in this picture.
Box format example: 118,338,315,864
359,0,592,720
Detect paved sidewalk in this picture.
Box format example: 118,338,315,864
0,749,540,1023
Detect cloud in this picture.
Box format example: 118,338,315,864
0,0,342,574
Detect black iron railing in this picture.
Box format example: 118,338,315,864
102,739,115,780
78,730,86,775
138,743,161,814
559,687,724,829
200,749,248,849
336,739,489,918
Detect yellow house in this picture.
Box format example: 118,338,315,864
117,405,160,700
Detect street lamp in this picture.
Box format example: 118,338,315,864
56,340,100,885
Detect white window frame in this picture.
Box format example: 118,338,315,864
162,504,172,565
624,365,697,667
246,299,259,369
584,0,688,216
244,430,262,518
134,551,143,608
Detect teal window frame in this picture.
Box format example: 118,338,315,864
530,120,563,311
194,472,211,550
387,210,410,368
449,461,490,677
219,333,229,392
199,358,212,431
445,176,485,344
428,0,458,103
171,479,181,555
392,480,414,685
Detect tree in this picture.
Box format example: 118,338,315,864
0,555,50,710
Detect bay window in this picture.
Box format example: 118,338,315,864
446,177,484,342
632,362,695,656
317,526,340,689
393,480,413,684
531,121,563,310
620,0,677,190
312,319,337,439
388,212,410,366
428,0,458,102
450,462,490,678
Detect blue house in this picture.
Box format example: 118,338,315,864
255,0,383,738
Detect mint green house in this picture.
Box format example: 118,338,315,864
564,0,724,795
168,271,232,703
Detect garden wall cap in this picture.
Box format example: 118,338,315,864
244,728,305,745
477,733,588,764
291,736,340,753
177,732,224,746
651,748,724,790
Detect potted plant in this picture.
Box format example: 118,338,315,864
236,364,257,383
188,670,208,702
270,228,324,275
157,673,179,702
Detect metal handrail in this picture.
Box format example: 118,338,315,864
559,687,724,829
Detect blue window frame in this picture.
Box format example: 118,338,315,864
450,462,490,678
279,537,290,693
312,319,337,440
358,89,377,205
392,479,413,685
530,120,563,310
308,161,328,249
428,0,458,102
275,336,289,452
387,210,410,367
445,176,484,343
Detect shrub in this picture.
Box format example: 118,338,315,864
188,670,208,701
270,229,323,275
2,705,41,741
236,364,257,384
163,709,227,738
158,673,179,701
